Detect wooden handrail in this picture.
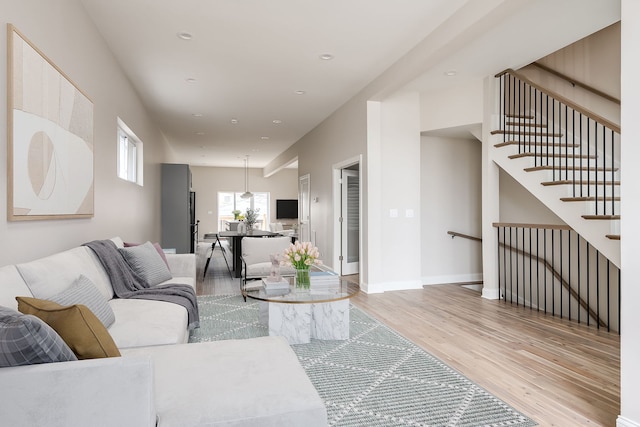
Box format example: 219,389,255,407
495,69,621,134
531,62,620,105
447,231,482,242
492,222,571,231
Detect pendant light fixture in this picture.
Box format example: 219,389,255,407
240,155,253,199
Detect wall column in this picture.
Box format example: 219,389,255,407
618,2,640,425
481,76,500,300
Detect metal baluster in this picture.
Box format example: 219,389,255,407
536,228,540,311
585,244,591,326
529,227,532,309
516,227,519,305
552,229,555,316
560,229,563,319
607,259,610,332
597,251,600,329
544,229,548,313
577,232,581,323
509,227,513,303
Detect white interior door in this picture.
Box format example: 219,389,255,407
299,174,310,242
341,169,359,275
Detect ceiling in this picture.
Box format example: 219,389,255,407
79,0,620,169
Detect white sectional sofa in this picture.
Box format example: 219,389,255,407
0,238,327,427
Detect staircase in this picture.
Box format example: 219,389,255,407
492,69,620,267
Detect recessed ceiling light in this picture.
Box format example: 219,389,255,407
192,113,203,118
261,136,270,140
295,90,306,95
177,31,193,40
230,118,239,124
444,70,457,76
272,119,282,124
195,131,205,136
186,77,197,83
319,53,334,60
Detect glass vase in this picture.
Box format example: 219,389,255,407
295,267,311,290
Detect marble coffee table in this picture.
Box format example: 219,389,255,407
243,276,359,345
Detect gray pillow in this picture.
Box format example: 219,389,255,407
119,241,172,286
0,306,77,367
49,275,116,328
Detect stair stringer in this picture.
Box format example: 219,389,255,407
491,135,620,267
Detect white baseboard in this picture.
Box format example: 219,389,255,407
422,273,483,286
482,287,500,300
618,416,640,427
361,280,423,294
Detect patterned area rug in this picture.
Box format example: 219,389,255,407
190,295,537,427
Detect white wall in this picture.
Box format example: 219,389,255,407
0,0,169,266
270,93,369,275
619,2,640,425
499,170,565,225
518,22,620,126
420,79,483,132
376,91,422,292
190,166,298,237
421,136,482,285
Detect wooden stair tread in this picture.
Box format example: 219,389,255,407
606,234,621,240
495,141,578,148
510,153,596,160
505,113,534,119
542,180,620,186
582,215,620,220
561,196,621,202
525,166,619,172
491,129,563,137
505,122,546,127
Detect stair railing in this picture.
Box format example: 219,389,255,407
494,69,621,218
494,222,620,333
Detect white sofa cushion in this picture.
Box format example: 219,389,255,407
0,265,32,311
157,276,195,289
108,299,188,349
0,356,156,427
16,247,113,301
121,336,327,427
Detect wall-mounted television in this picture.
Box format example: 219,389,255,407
276,199,298,219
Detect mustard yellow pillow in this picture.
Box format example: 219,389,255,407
16,297,120,360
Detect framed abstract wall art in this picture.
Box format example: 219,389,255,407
7,24,94,221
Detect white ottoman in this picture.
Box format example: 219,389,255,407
121,336,327,427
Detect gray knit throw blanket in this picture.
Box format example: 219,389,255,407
84,240,199,330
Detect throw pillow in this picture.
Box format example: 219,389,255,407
0,306,77,367
119,241,172,286
124,241,170,268
49,275,116,328
16,297,121,360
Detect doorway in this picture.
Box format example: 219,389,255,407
299,174,311,243
333,156,361,276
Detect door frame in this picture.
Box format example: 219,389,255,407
332,155,362,275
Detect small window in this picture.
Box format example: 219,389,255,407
117,119,143,185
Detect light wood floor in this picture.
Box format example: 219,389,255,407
196,242,620,427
